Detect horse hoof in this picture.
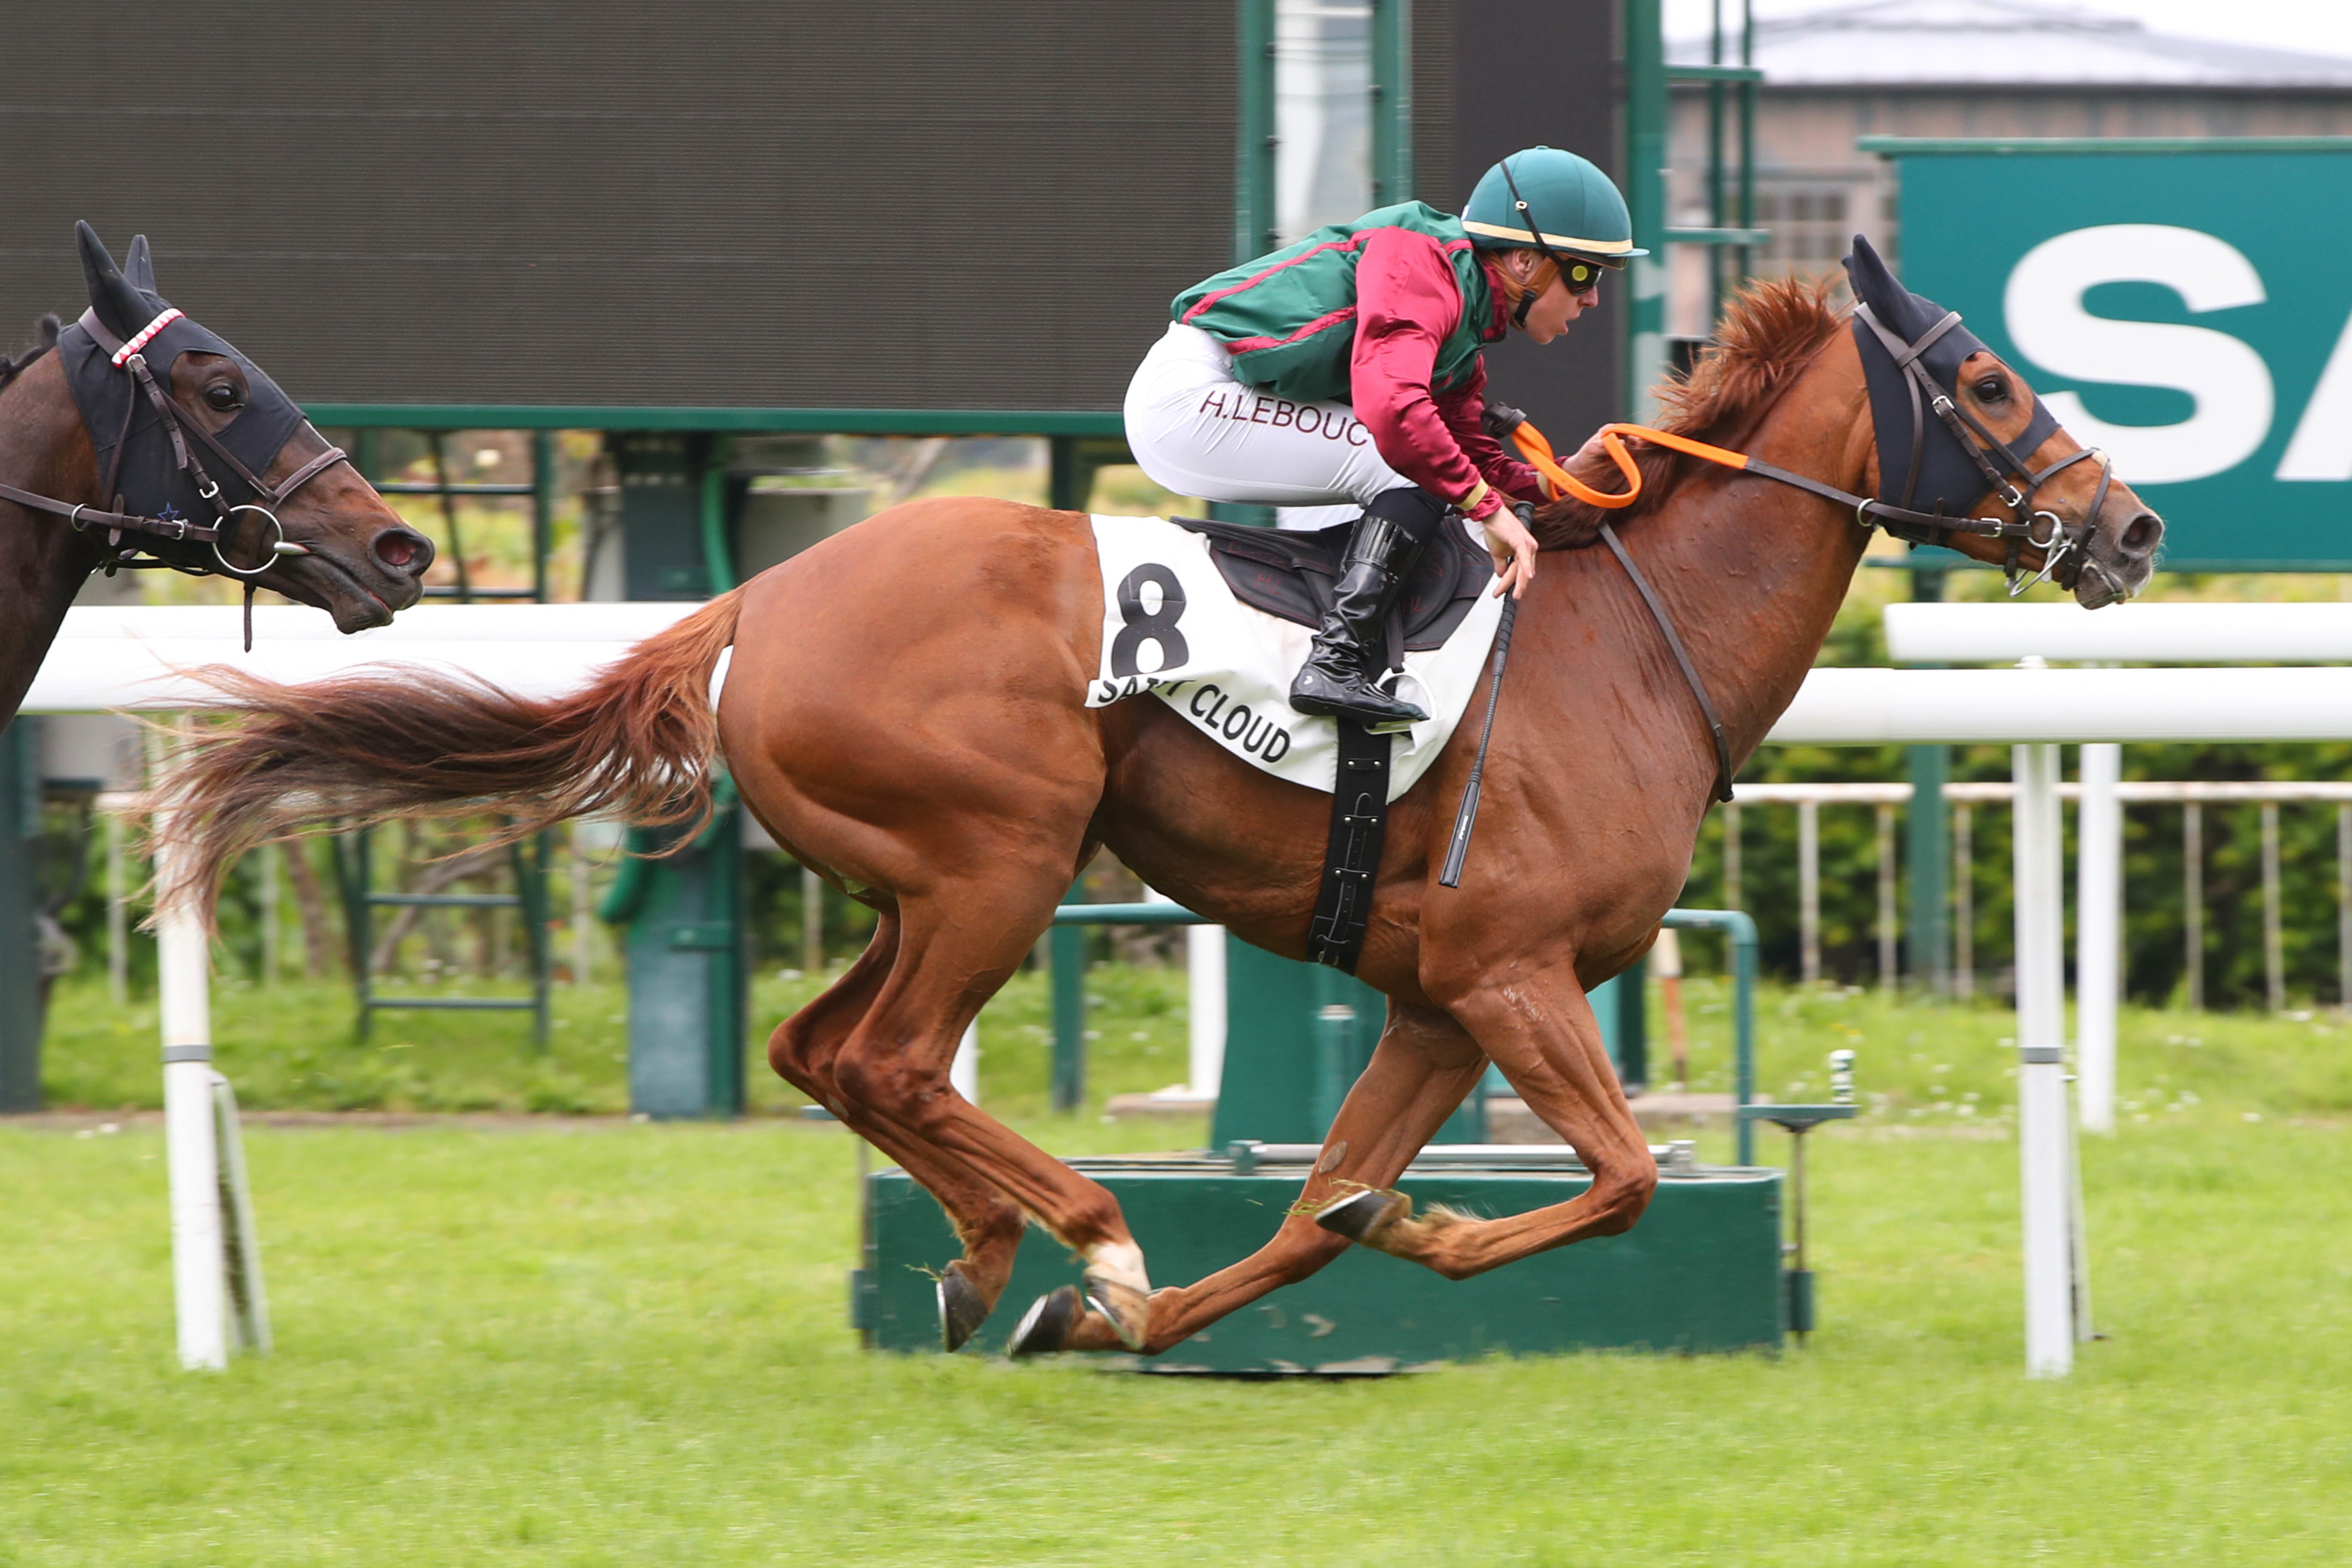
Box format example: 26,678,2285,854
1082,1272,1151,1352
937,1262,991,1352
1315,1187,1409,1243
1008,1285,1086,1357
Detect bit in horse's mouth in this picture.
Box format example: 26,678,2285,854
279,547,395,628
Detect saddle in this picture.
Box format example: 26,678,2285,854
1169,512,1494,977
1170,514,1493,658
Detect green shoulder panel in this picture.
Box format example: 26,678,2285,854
1170,203,1495,406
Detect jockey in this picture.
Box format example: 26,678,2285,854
1126,146,1641,726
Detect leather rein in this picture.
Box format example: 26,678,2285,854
1485,303,2120,805
0,306,351,646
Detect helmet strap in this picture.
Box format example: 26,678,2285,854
1501,157,1571,327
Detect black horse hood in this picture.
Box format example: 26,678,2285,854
58,221,306,522
1843,233,2058,518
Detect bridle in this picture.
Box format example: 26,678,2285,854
1502,306,2128,604
0,303,351,646
1846,303,2122,603
1483,308,2131,804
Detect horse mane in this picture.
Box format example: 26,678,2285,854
1530,277,1842,548
0,314,61,389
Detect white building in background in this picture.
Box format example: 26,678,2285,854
1667,0,2352,334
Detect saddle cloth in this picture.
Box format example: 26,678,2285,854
1084,514,1507,802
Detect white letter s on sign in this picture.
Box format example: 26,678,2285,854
2004,224,2272,484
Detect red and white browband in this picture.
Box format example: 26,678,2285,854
110,307,184,367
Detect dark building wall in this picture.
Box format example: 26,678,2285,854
0,3,1236,412
1428,0,1626,441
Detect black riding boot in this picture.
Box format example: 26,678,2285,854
1289,487,1446,725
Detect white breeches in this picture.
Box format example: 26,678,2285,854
1124,322,1409,531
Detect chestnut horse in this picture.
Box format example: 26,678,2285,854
158,279,2161,1358
0,224,432,723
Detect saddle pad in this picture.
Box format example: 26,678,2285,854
1085,515,1506,802
1170,514,1493,652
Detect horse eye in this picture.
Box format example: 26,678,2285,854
1975,376,2009,403
204,383,243,412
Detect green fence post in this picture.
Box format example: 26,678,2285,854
1616,952,1649,1092
1622,0,1670,417
1234,0,1277,262
1050,921,1086,1113
1369,0,1412,207
0,720,43,1112
1905,567,1949,996
530,429,553,604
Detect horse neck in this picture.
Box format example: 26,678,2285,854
0,353,103,719
1619,334,1877,780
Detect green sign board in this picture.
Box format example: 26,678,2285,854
1865,138,2352,571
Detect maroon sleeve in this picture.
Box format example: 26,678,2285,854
1434,362,1546,504
1349,227,1504,517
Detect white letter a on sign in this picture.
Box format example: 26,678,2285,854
2278,307,2352,481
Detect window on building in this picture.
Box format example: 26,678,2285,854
1753,185,1853,279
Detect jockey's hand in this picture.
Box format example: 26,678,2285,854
1483,501,1539,599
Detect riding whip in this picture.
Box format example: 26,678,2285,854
1438,589,1519,889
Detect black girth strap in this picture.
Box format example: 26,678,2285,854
1306,717,1393,972
1599,523,1736,804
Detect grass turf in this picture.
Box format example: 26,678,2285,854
40,965,2352,1134
14,974,2352,1561
35,964,1194,1122
6,1104,2352,1564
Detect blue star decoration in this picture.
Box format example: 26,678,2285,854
156,504,183,521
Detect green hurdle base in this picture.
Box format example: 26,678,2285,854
856,1154,1784,1371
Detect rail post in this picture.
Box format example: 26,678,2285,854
1661,907,1758,1165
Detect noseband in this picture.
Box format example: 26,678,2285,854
0,305,352,643
1849,303,2121,602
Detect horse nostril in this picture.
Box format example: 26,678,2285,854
2119,512,2162,558
373,527,434,576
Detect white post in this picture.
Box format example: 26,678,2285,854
2338,804,2351,1014
1875,800,1897,995
2014,740,2076,1377
2076,744,2122,1133
1721,800,1742,913
1798,797,1821,986
1144,886,1225,1099
1187,924,1228,1099
257,841,280,987
951,1020,980,1105
1953,801,1975,1001
570,829,593,987
802,862,824,975
105,806,129,1008
2184,802,2205,1011
153,797,227,1372
2262,801,2285,1013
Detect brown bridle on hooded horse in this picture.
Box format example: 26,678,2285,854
0,222,435,723
150,241,2162,1360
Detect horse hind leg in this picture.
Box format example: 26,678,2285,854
1319,969,1658,1280
829,885,1157,1352
768,913,1026,1351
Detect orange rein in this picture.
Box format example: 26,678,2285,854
1508,419,1755,509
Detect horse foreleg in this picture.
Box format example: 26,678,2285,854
767,917,1026,1351
1322,968,1658,1280
1014,1001,1487,1357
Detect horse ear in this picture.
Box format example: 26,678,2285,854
125,234,156,294
1842,233,1894,303
75,220,148,339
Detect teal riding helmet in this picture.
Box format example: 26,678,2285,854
1461,147,1643,318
